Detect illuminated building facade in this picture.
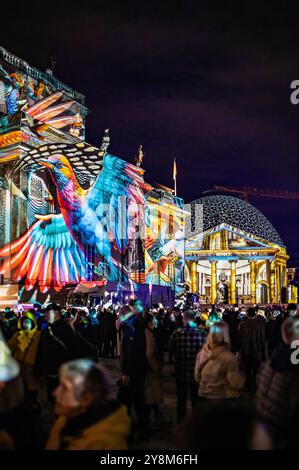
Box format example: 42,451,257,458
185,195,295,304
0,48,186,306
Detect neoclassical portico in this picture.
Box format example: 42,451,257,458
186,253,288,304
185,195,292,304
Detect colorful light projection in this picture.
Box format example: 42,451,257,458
0,152,152,292
0,149,185,295
0,214,88,292
0,64,85,155
144,198,185,287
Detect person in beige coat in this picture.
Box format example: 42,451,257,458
144,314,163,424
194,321,245,400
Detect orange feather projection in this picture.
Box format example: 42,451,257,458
33,101,75,122
0,215,88,292
26,91,63,117
45,116,76,129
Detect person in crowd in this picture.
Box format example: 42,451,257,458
168,308,187,364
144,314,163,426
222,307,240,353
256,315,299,448
168,307,183,337
256,307,267,326
287,303,298,317
206,306,222,328
102,308,117,358
35,303,93,400
176,401,272,450
119,300,149,440
1,308,18,341
194,321,245,400
96,307,105,357
46,359,130,450
35,309,47,331
73,309,99,360
8,311,41,409
239,306,266,391
169,310,207,423
152,308,168,364
0,331,44,450
115,308,122,360
199,311,209,328
266,307,285,355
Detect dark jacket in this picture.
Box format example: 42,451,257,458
120,316,147,378
256,343,299,442
35,318,91,377
222,310,240,353
239,317,266,362
1,316,18,341
102,311,117,339
266,316,284,355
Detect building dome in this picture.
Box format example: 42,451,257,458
189,195,284,246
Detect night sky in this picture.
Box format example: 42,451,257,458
1,2,299,261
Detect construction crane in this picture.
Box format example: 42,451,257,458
211,185,299,202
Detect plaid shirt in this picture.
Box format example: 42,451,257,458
169,326,207,383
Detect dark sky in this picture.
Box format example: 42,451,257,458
2,2,299,261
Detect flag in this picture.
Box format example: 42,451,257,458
173,159,177,195
173,158,177,180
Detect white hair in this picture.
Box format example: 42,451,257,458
60,359,112,403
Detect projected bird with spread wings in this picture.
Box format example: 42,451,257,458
0,150,150,293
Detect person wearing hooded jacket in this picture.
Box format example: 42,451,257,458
0,331,44,449
8,311,41,408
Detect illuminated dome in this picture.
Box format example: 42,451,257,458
189,195,284,246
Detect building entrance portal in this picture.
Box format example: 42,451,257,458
217,282,229,304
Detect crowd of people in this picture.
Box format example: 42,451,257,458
0,300,298,450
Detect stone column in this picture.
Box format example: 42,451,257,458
276,264,281,303
270,260,276,303
191,260,197,294
284,265,287,288
210,260,217,304
221,230,227,250
230,260,236,304
266,260,271,303
250,260,256,304
294,286,298,303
